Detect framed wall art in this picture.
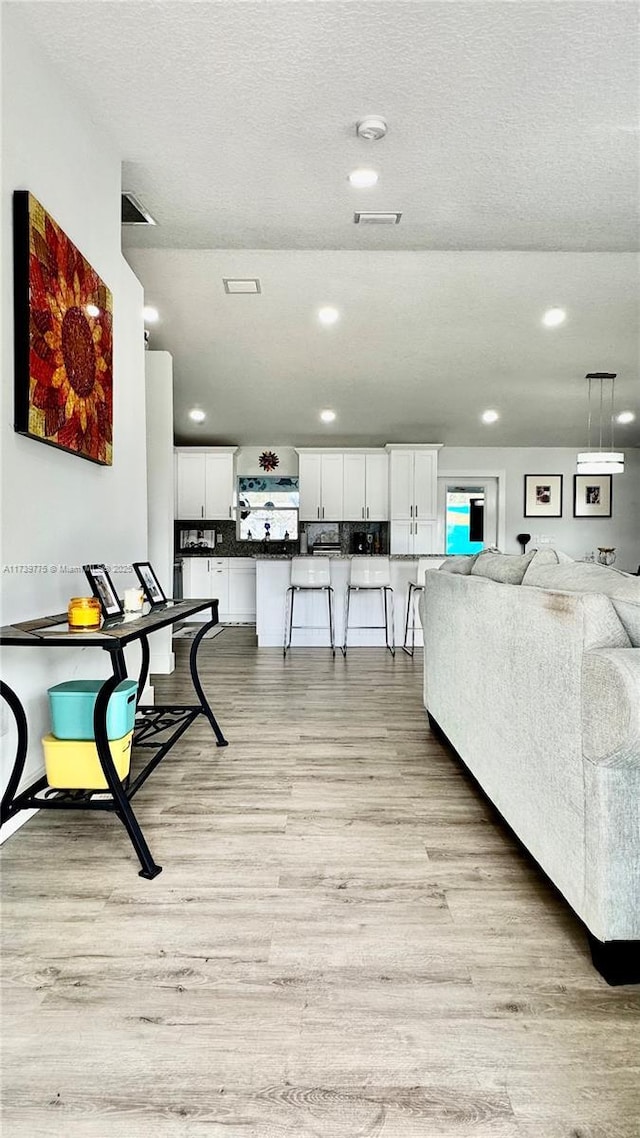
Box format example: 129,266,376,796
573,474,612,518
13,191,113,465
524,474,563,518
133,562,167,607
83,564,123,618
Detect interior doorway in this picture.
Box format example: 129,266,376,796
438,476,500,554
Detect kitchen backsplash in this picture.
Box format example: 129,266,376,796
176,520,390,557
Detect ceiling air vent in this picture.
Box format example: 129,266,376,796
121,193,157,225
354,211,402,225
223,278,261,294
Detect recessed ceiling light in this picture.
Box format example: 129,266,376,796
356,117,387,141
617,410,636,424
320,409,336,423
348,168,379,188
318,306,340,326
542,307,566,327
223,278,261,294
85,303,100,318
143,305,159,323
481,409,499,424
189,408,206,423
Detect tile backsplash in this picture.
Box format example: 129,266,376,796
176,519,390,558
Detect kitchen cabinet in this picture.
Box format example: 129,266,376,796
342,452,388,521
175,448,236,520
388,447,439,554
181,557,256,623
298,452,344,521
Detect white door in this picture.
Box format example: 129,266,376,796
176,453,206,519
365,453,388,521
343,454,366,521
389,451,413,520
228,561,256,621
205,453,234,520
390,520,413,555
414,450,438,519
298,453,323,521
414,520,437,555
320,454,344,520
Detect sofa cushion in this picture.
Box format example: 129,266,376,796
471,549,536,584
522,561,640,646
437,554,479,575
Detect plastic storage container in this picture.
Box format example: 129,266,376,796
42,731,133,790
48,679,137,741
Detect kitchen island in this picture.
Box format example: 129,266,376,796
256,555,445,648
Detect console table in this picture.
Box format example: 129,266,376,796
0,599,227,879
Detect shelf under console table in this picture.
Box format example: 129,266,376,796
0,599,227,879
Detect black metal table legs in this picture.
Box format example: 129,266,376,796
189,606,228,746
0,681,29,828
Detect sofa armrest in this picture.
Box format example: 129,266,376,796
582,649,640,766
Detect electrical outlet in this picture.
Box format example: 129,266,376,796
539,535,551,544
216,532,223,544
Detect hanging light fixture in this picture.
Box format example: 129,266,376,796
577,372,625,474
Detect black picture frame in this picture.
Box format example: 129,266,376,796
523,474,563,518
133,561,167,607
573,474,613,518
83,564,123,618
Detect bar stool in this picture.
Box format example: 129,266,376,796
402,559,432,657
283,557,335,656
342,557,395,657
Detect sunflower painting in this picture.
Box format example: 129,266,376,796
13,192,113,465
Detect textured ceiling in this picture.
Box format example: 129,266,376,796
126,248,640,447
10,0,639,252
10,1,639,448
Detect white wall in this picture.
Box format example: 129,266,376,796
439,447,640,571
1,9,148,833
145,352,174,675
236,446,298,477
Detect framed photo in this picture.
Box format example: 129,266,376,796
524,475,563,518
133,562,167,607
573,474,612,518
13,192,113,465
83,564,123,618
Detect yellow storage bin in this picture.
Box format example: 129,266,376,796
42,731,133,790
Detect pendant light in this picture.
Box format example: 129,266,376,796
576,372,624,474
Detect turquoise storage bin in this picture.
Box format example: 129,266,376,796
48,679,137,741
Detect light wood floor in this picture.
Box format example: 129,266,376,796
2,628,639,1137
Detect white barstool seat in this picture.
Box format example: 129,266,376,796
284,557,335,656
402,558,432,657
343,557,395,656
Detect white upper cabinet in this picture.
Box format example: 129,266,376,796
389,451,414,520
342,454,366,521
298,452,344,521
364,453,389,521
204,453,235,519
388,446,440,554
175,449,236,519
413,450,438,519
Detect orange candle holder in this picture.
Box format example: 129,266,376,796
67,596,102,631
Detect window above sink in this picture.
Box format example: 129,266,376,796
237,476,299,542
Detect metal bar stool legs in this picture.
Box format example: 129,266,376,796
342,583,396,657
402,582,423,657
284,585,335,656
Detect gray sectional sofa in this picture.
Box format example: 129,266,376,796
421,550,640,984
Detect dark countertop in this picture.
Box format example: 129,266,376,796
179,552,447,561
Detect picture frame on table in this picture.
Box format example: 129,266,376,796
573,474,612,518
83,564,123,618
524,474,563,518
133,561,167,607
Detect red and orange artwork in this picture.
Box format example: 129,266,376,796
13,192,113,465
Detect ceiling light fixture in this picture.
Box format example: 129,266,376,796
577,372,624,474
617,410,636,424
223,278,261,294
356,117,387,141
348,168,379,188
320,409,336,423
189,408,206,423
318,306,340,326
481,410,499,424
85,304,100,318
542,307,566,328
143,305,159,323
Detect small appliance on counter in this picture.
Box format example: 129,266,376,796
307,523,341,556
350,527,383,555
180,528,216,552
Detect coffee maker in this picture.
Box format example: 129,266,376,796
351,531,367,554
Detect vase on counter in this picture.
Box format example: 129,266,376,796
597,547,616,566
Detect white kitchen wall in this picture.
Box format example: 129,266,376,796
236,447,298,477
145,352,174,675
439,447,640,570
1,10,147,835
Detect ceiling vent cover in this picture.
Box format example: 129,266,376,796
223,278,261,294
354,211,402,225
121,193,157,225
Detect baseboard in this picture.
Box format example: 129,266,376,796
0,808,38,845
427,710,640,986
